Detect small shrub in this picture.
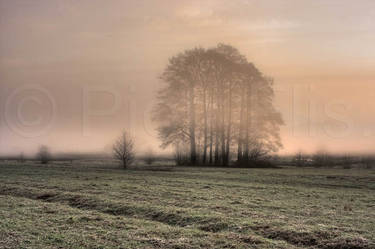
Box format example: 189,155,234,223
37,146,51,164
144,148,156,165
312,150,334,168
361,156,375,169
18,152,26,163
293,151,307,167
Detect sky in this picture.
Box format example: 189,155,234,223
1,0,375,155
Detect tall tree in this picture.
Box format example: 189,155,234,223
153,44,283,166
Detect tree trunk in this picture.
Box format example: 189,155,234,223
189,84,197,165
203,87,208,164
244,85,251,163
209,90,214,165
237,90,244,163
221,91,226,166
225,84,232,166
214,93,220,165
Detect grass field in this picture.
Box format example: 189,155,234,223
0,161,374,249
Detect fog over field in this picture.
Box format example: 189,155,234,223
1,2,375,249
1,0,375,156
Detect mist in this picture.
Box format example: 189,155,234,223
1,2,375,248
1,0,375,156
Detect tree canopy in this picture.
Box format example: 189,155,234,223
153,44,283,166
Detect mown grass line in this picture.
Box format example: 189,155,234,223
1,183,372,249
252,225,372,249
0,184,231,233
0,195,270,249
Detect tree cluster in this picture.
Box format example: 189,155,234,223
153,44,283,166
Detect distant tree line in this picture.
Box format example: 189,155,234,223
153,44,283,166
292,151,375,169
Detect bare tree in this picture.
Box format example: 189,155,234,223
113,131,135,168
37,145,51,164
